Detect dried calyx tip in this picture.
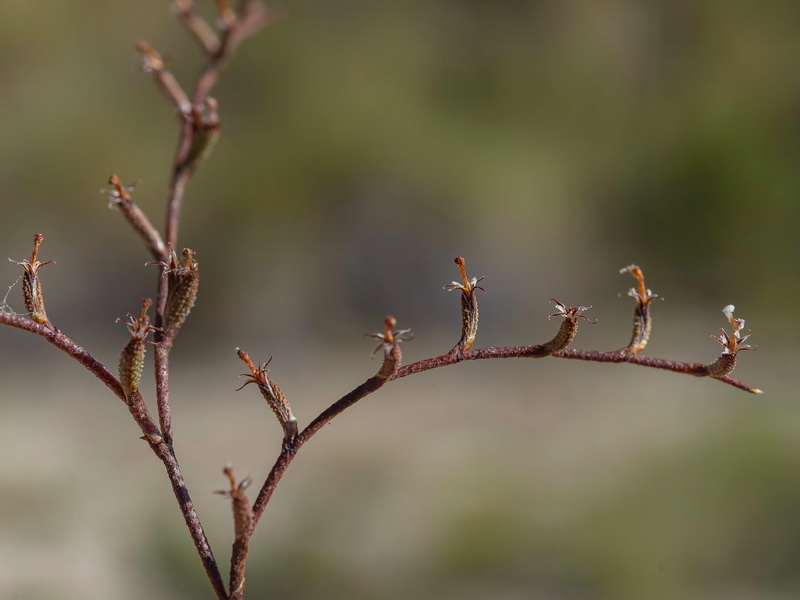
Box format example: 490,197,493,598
548,299,597,323
444,256,485,294
366,315,413,356
384,315,397,334
216,0,236,26
620,264,656,301
712,304,755,355
107,174,131,202
454,256,467,284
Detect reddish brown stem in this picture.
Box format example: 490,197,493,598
392,346,761,393
0,313,126,399
251,344,401,524
173,0,221,55
147,437,228,600
154,343,173,446
0,313,226,597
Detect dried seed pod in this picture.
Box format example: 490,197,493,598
365,315,411,380
619,264,662,354
117,299,156,399
151,249,200,340
104,175,166,259
444,257,484,354
236,349,298,443
214,465,254,542
181,98,220,172
542,299,596,354
9,234,54,327
707,305,756,376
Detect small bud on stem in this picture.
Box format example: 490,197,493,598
180,98,221,173
10,234,54,327
117,299,156,400
150,249,200,344
236,349,298,443
706,305,756,376
214,465,254,541
543,299,596,354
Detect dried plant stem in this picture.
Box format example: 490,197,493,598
172,0,221,55
0,313,125,398
146,436,227,600
251,343,402,524
154,344,174,445
391,346,761,393
0,313,226,597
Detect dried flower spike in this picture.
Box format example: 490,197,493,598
151,249,200,342
543,299,596,354
707,305,756,377
619,264,662,354
236,349,298,443
9,234,54,327
105,175,166,258
444,257,485,355
214,465,254,540
365,315,410,379
117,299,157,399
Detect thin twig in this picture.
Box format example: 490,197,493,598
154,344,174,446
0,313,126,399
391,346,761,393
0,312,227,596
172,0,221,55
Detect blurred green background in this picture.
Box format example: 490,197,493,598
1,1,797,598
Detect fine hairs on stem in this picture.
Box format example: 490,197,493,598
0,3,763,599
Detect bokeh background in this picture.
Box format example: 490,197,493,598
1,1,798,598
